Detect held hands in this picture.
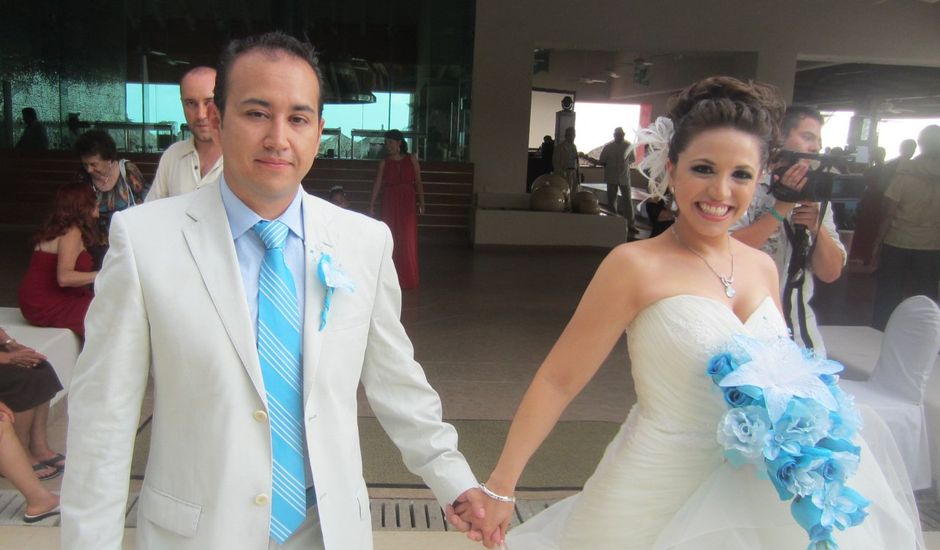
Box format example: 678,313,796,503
449,481,516,548
445,487,487,543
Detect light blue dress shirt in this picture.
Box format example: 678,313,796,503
219,178,306,337
220,178,318,501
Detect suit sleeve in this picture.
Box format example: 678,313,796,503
61,213,152,550
359,226,478,508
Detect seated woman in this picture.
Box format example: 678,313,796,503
18,182,98,337
74,129,149,263
0,400,60,522
0,328,65,481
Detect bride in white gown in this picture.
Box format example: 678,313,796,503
454,77,925,549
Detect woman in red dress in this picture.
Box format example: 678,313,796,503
369,129,426,289
18,182,99,337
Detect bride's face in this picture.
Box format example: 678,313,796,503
668,127,762,239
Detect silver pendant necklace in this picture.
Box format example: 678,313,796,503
671,225,736,298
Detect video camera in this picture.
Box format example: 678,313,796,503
770,150,866,203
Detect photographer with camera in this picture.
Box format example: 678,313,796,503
732,105,847,357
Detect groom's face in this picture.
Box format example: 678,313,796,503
217,49,324,216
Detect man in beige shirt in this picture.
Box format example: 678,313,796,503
146,66,223,202
872,124,940,329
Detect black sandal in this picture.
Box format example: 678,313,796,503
32,463,61,481
39,452,66,471
23,504,60,523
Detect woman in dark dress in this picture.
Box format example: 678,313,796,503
369,129,426,289
18,182,98,337
0,327,64,480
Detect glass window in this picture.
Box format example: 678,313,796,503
321,92,413,159
0,1,475,160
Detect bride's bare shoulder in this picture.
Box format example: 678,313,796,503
602,239,667,275
596,239,673,299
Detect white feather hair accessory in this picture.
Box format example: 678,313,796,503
630,116,674,200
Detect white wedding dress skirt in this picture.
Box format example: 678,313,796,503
506,295,925,550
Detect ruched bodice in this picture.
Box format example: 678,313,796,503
626,295,786,440
506,295,923,550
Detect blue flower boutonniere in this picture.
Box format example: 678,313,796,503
316,253,356,331
708,335,869,550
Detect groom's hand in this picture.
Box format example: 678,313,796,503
446,488,487,542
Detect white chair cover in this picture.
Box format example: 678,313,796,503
841,295,940,491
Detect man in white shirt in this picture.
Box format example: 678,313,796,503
731,105,846,357
597,127,637,235
552,126,580,194
146,66,223,202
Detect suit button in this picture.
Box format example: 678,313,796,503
253,410,268,422
255,494,269,506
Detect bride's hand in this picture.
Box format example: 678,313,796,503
454,497,510,548
471,479,515,548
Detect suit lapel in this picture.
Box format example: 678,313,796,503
182,184,266,403
301,193,337,405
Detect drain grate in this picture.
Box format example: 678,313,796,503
368,498,557,531
5,490,939,532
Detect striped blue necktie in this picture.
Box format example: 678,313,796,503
253,220,306,543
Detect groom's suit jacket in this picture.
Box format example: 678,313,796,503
61,182,477,550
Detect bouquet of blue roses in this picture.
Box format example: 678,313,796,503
707,335,870,550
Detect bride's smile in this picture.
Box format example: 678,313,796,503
668,126,762,242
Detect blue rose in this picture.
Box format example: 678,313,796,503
707,353,738,383
768,455,798,500
820,451,860,482
717,406,770,464
767,452,824,499
723,387,756,408
820,459,844,482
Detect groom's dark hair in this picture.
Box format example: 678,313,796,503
214,31,325,119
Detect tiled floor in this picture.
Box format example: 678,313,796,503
0,228,933,546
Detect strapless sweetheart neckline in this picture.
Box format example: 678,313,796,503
631,294,774,329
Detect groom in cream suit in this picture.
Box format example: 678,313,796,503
62,32,485,549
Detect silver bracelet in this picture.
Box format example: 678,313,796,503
479,483,516,503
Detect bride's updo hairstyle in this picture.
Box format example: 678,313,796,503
666,76,785,169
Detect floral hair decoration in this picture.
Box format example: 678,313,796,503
630,116,674,200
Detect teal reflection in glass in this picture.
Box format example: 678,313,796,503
321,92,413,159
116,83,185,152
125,83,185,131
